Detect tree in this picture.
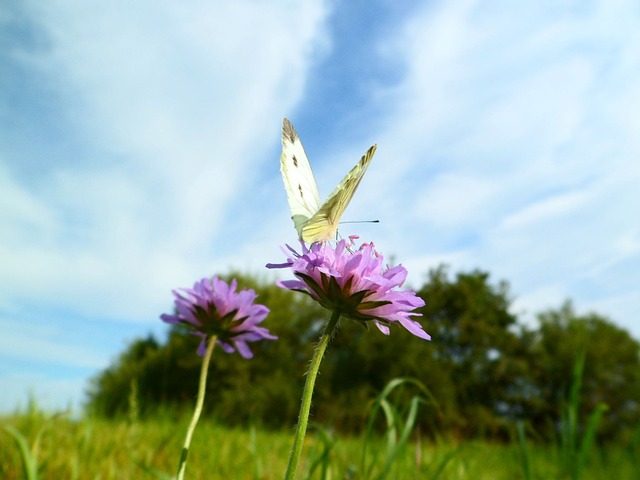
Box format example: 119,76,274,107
85,273,326,428
412,265,527,438
85,270,639,442
523,301,640,441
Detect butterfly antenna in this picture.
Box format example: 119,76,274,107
339,220,380,224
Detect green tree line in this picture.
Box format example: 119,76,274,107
86,266,640,442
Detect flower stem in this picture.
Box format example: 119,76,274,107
176,335,217,480
284,310,341,480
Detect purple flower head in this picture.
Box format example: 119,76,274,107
267,238,430,340
160,276,277,358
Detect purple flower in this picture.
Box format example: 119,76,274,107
160,276,277,358
267,238,430,340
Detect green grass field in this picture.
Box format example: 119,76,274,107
2,409,638,480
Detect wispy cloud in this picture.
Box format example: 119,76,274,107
0,315,105,369
1,0,330,320
326,0,640,332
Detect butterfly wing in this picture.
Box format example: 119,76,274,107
301,144,377,243
280,118,322,238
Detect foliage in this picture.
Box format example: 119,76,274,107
0,396,68,480
359,378,438,479
557,351,608,480
86,273,325,428
2,423,39,480
413,266,526,439
517,352,608,480
520,301,640,441
85,269,640,443
1,410,638,479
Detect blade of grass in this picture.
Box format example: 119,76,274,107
360,378,436,480
3,423,39,480
516,421,532,480
305,424,336,480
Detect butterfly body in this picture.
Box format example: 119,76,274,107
280,118,377,243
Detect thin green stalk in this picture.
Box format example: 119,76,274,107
516,421,532,480
284,310,341,480
2,423,39,480
176,335,217,480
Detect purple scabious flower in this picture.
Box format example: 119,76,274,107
267,238,430,340
160,276,277,358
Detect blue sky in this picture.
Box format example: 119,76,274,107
1,0,639,412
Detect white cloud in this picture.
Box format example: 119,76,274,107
348,0,640,339
414,173,499,227
1,0,330,321
465,58,594,158
0,163,58,246
499,189,591,230
0,1,333,411
0,313,106,370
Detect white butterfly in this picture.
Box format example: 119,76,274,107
280,118,377,244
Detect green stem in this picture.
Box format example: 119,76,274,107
284,310,341,480
176,335,217,480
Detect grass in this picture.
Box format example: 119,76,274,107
2,369,635,479
1,410,637,480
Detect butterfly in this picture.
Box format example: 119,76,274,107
280,118,377,244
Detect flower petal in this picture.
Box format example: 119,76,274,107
160,276,276,357
267,239,429,340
